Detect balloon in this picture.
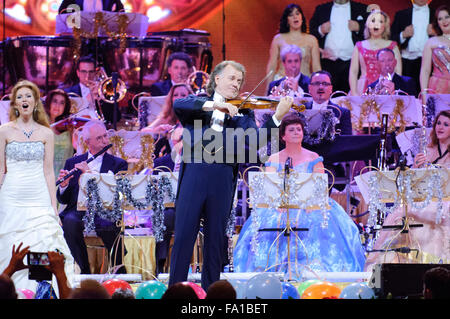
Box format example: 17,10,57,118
102,279,132,296
339,282,375,299
301,281,342,299
185,282,206,299
228,279,247,299
245,273,282,299
135,280,167,299
281,282,300,299
297,279,322,297
17,288,35,299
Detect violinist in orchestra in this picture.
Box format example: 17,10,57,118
168,60,293,290
44,89,75,178
56,120,128,275
150,52,193,97
267,44,310,98
58,0,124,14
63,56,121,126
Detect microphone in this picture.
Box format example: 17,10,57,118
56,144,113,186
285,157,292,175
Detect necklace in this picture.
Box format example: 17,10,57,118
444,34,450,41
17,123,35,139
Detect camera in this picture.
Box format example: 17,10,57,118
27,252,52,281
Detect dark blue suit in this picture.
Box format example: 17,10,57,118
304,100,353,135
57,152,128,274
58,0,124,13
169,95,278,290
64,83,122,125
367,73,418,97
150,79,172,97
267,74,310,96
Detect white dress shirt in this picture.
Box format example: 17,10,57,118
312,100,330,111
322,1,355,61
401,4,430,59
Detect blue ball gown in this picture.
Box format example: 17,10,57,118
233,157,366,277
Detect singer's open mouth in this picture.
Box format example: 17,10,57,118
22,104,29,109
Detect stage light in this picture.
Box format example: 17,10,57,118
146,5,171,23
5,4,31,24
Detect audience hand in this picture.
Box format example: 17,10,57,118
2,243,30,277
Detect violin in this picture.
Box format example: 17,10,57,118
226,96,306,113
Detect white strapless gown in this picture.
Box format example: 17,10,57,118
0,141,75,296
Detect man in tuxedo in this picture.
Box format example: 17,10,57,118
64,56,121,126
59,0,124,13
367,48,417,96
267,44,310,97
169,61,292,290
309,0,368,93
306,70,352,135
391,0,436,93
150,52,193,97
57,120,128,274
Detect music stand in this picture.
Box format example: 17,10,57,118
355,167,450,259
248,169,330,280
78,172,174,276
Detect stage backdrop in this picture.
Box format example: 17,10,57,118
0,0,446,95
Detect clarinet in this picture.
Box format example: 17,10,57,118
55,144,113,186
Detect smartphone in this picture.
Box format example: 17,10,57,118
27,252,52,281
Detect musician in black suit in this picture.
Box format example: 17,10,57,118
309,0,369,93
391,0,436,92
58,0,124,13
304,71,352,135
367,48,417,96
150,52,193,97
57,120,128,274
64,56,121,126
168,61,292,290
267,44,310,97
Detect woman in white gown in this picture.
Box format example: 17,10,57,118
0,80,74,296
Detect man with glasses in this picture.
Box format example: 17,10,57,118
64,56,121,126
306,70,352,135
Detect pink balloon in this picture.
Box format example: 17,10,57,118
17,288,35,299
183,282,206,299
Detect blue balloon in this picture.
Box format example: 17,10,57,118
228,279,247,299
135,280,167,299
245,273,282,299
339,282,375,299
282,282,300,299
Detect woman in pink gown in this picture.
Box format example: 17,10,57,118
349,10,402,95
364,111,450,272
420,5,450,101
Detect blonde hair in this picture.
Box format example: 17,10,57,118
9,80,50,128
364,10,391,40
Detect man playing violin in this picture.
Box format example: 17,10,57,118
169,60,292,290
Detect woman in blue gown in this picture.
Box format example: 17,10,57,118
233,114,365,277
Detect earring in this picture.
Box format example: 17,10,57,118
14,108,19,117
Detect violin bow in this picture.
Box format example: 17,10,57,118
237,70,273,108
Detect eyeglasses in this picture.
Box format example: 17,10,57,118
310,82,332,87
79,70,96,75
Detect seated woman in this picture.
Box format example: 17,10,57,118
44,89,75,177
364,110,450,272
349,10,402,96
233,114,366,277
266,3,321,84
142,83,192,158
